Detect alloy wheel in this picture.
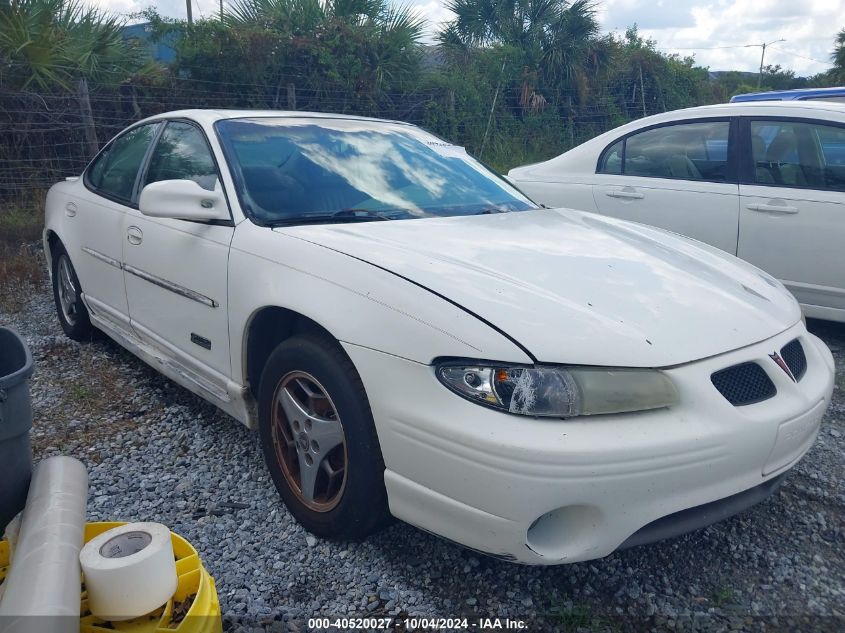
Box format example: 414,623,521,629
57,255,79,326
271,371,348,512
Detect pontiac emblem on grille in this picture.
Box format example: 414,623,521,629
769,352,796,382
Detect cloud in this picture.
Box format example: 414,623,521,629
599,0,696,30
599,0,841,75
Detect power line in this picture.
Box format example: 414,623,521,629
655,45,753,51
767,45,831,67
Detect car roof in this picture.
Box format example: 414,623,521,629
730,87,845,102
654,100,845,117
135,109,411,128
590,100,845,136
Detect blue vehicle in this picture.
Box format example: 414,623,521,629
731,87,845,103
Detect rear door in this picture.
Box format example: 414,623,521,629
122,120,235,387
75,122,161,330
592,118,741,254
738,117,845,318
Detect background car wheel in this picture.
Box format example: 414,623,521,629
258,333,390,540
51,244,95,341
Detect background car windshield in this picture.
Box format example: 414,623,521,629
216,118,536,223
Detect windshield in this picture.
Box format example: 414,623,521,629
215,118,536,225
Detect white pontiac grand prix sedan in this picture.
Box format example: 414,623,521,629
45,110,834,564
508,101,845,323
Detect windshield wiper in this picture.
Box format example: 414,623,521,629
473,207,511,215
269,209,397,227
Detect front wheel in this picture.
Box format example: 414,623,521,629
258,334,389,539
51,245,95,341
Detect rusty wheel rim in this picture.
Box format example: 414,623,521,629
271,371,347,512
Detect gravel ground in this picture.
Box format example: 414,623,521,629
1,272,843,633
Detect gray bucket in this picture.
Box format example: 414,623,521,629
0,326,34,533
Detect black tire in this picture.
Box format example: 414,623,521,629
258,333,390,539
51,243,95,341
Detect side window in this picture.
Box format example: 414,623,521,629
622,121,730,182
750,120,845,191
144,122,218,191
805,95,845,103
598,139,623,174
87,124,158,203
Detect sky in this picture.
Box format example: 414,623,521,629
87,0,842,76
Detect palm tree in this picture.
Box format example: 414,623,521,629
0,0,144,90
225,0,325,35
831,29,845,83
438,0,606,110
226,0,424,91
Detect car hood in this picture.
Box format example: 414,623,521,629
275,209,800,367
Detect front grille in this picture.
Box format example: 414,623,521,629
780,338,807,381
711,362,776,406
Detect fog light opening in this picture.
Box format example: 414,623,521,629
526,504,604,559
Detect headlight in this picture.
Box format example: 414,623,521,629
436,363,678,418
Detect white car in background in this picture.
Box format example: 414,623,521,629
508,101,845,323
45,110,834,564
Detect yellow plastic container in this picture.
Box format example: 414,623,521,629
1,522,222,633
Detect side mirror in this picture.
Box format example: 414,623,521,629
138,179,229,222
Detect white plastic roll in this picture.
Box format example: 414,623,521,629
0,456,88,633
79,522,177,621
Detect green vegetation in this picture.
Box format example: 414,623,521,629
831,28,845,84
546,602,613,631
0,0,147,89
710,585,735,608
0,203,44,314
1,0,843,175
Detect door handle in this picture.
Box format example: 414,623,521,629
747,203,798,214
606,189,645,200
126,226,143,245
65,202,77,217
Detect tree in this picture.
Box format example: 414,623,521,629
831,28,845,83
439,0,607,110
0,0,145,90
605,25,711,117
150,0,425,108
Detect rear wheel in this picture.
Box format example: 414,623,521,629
51,245,95,341
258,334,389,539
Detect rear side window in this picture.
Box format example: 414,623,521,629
597,121,731,182
144,121,218,191
87,124,158,203
598,140,623,174
805,95,845,103
750,120,845,191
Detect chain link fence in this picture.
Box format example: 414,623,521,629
0,71,670,214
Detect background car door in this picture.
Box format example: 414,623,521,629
122,120,235,386
592,119,740,254
73,122,159,329
738,118,845,317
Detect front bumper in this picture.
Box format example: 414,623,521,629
343,322,834,565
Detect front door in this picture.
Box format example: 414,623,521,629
122,120,234,386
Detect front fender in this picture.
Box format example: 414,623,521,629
227,222,532,384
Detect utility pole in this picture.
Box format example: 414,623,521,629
186,0,193,25
220,0,224,22
750,38,785,89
